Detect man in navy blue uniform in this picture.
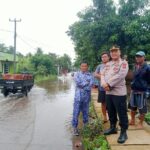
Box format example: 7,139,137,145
72,61,93,135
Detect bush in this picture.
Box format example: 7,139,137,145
145,112,150,125
80,102,110,150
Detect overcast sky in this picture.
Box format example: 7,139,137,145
0,0,118,60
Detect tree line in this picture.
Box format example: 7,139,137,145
0,43,72,77
67,0,150,70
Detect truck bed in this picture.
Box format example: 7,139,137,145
0,73,34,97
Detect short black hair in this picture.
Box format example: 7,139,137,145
101,51,110,57
80,60,88,65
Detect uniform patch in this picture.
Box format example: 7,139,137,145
113,67,119,72
122,63,127,69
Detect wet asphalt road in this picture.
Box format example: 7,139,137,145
0,75,78,150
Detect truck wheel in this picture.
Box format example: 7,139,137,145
25,89,28,96
28,87,31,92
23,88,28,97
3,90,9,97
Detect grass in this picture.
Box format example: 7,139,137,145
35,74,57,83
80,101,110,150
145,112,150,125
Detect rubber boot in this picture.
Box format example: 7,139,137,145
129,111,135,125
137,114,145,129
104,124,117,135
117,129,128,143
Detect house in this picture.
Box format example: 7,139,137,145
0,51,18,74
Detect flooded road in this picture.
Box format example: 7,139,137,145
0,75,80,150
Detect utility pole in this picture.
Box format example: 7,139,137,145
9,18,21,73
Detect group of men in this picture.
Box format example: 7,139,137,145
72,46,150,144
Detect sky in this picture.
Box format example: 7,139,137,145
0,0,118,61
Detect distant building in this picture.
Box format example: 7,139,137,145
0,51,18,74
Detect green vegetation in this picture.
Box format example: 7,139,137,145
0,43,15,54
68,0,150,70
80,102,110,150
17,48,72,76
34,74,57,84
145,112,150,125
0,44,72,83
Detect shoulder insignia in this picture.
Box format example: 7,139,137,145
122,63,127,69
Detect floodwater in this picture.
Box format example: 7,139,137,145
0,74,83,150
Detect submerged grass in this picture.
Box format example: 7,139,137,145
35,74,57,83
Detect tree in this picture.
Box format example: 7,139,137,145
30,48,58,75
37,65,48,76
58,54,72,73
36,47,43,55
0,44,14,54
68,0,150,70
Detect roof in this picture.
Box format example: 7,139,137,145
0,51,18,62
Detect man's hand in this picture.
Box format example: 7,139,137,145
104,86,110,91
102,83,110,91
94,72,101,79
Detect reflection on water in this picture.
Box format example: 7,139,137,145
38,78,72,95
37,75,83,150
0,74,83,150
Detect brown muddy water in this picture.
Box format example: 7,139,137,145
0,74,83,150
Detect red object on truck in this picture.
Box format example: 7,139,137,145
0,73,34,97
2,74,33,80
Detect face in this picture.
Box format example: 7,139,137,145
110,50,121,60
80,63,88,72
101,54,110,63
135,55,145,64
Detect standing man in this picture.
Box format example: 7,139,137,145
94,52,110,123
129,51,150,128
101,46,129,144
72,61,93,136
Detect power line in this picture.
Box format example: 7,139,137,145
0,27,58,55
17,33,54,49
0,28,13,33
17,35,37,51
0,28,53,51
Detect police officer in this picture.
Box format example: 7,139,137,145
101,46,129,144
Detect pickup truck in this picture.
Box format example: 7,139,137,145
0,73,34,97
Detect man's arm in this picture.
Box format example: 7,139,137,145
146,65,150,84
83,74,95,91
107,61,129,87
94,65,101,79
100,64,108,88
74,72,90,88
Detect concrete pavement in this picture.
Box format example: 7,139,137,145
92,88,150,150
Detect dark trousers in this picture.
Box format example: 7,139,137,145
106,95,128,129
